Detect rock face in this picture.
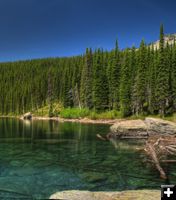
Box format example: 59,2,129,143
150,34,176,50
108,118,176,139
22,112,32,120
49,190,160,200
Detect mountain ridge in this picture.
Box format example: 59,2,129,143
150,33,176,49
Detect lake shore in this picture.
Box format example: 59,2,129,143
49,190,160,200
32,116,119,124
0,115,119,124
1,114,176,125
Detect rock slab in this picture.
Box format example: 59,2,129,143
109,118,176,138
109,119,148,139
145,117,176,135
50,190,160,200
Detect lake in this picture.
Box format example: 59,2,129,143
0,118,175,199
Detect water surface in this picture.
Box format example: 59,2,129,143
0,118,175,199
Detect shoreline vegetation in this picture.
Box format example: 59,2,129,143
1,107,176,124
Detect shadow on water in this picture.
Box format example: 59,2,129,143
0,118,175,199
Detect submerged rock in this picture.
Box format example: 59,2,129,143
80,172,107,183
108,118,176,139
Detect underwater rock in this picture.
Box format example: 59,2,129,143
80,172,107,183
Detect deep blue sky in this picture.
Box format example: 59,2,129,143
0,0,176,62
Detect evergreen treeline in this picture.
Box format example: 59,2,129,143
0,25,176,117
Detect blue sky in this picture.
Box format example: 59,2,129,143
0,0,175,62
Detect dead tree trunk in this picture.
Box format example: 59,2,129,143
145,142,167,179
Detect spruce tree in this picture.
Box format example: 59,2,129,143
120,50,132,117
80,48,93,109
93,49,109,111
107,39,120,110
148,45,157,114
156,24,169,116
133,40,147,115
171,41,176,111
47,67,54,117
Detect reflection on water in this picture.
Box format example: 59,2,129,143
0,118,175,199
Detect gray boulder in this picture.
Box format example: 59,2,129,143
145,117,176,135
109,119,148,139
108,118,176,139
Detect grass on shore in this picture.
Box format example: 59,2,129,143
33,106,176,122
32,104,122,120
59,108,122,119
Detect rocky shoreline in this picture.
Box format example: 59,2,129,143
49,190,160,200
32,116,118,124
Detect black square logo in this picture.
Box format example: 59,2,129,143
161,185,176,200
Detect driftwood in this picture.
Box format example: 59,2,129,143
161,160,176,163
145,142,167,179
107,131,176,179
144,136,176,179
96,134,107,141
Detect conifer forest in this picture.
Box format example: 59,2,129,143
0,25,175,117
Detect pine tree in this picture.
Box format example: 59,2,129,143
47,67,54,117
148,45,157,114
133,40,147,115
156,24,169,116
171,42,176,111
93,49,109,111
107,39,120,110
80,48,93,109
120,49,132,117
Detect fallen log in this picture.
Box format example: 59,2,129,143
165,146,176,153
161,160,176,163
145,142,167,179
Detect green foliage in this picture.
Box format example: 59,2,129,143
60,108,90,119
80,48,93,109
107,40,120,110
93,49,109,111
133,40,147,115
120,49,132,117
171,43,176,110
33,102,63,117
155,24,170,116
89,110,121,120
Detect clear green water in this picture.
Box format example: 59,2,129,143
0,118,175,199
